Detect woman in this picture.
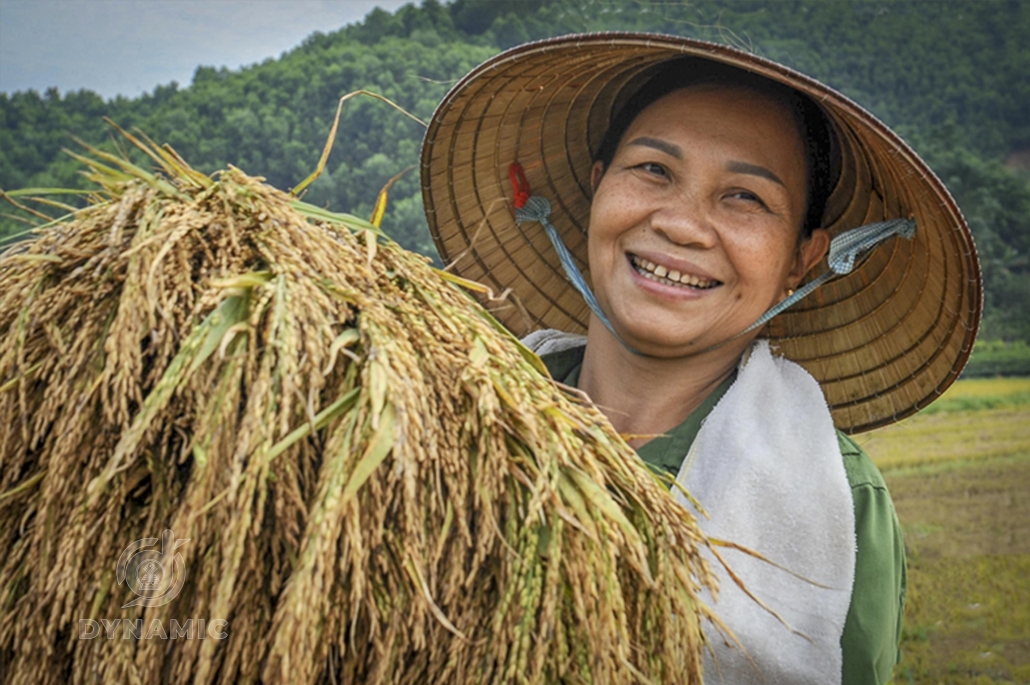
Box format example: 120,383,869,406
420,34,981,684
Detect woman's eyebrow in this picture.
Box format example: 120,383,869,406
626,136,682,159
625,139,785,188
726,160,785,187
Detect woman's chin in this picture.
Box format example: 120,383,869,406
608,322,718,358
600,306,758,359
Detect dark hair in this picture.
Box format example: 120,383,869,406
594,58,839,238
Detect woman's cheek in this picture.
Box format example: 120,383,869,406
733,241,794,296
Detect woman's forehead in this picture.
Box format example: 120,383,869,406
628,84,805,140
622,87,807,174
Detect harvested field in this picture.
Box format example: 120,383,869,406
856,378,1030,683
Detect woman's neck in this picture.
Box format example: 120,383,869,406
577,324,745,446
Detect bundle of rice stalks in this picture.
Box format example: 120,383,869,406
0,127,722,685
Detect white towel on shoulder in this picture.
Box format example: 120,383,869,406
679,341,855,685
524,332,856,685
522,329,587,358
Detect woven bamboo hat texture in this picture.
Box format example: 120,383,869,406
420,33,981,433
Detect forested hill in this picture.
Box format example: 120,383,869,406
2,0,1029,341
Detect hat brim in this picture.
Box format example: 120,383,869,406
420,33,982,433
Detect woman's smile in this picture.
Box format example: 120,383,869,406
628,253,722,291
586,84,828,356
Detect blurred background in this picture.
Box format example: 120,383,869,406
1,1,1027,680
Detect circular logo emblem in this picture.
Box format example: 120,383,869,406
116,529,189,608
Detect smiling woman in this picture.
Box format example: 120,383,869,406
580,84,831,448
585,86,826,362
420,33,982,685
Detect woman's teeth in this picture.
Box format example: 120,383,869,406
630,255,719,289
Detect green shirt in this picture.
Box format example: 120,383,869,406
542,346,906,685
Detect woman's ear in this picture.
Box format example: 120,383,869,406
787,228,830,290
590,160,606,196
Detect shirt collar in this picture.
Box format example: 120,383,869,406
539,345,736,475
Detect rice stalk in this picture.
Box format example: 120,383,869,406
0,131,722,685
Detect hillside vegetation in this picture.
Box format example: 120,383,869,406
2,0,1029,342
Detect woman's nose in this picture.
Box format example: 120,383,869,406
649,195,719,249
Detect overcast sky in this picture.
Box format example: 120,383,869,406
0,0,412,100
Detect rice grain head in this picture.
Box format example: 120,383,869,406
0,135,721,685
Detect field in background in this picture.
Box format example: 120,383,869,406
855,377,1030,683
856,378,1030,471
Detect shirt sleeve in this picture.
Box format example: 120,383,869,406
838,434,907,685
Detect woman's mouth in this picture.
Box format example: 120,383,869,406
628,254,721,290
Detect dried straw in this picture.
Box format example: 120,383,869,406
0,132,720,684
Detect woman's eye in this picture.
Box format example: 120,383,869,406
636,162,668,177
729,190,767,207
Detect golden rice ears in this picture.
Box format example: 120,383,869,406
0,126,724,685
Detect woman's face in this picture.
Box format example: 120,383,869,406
587,85,829,357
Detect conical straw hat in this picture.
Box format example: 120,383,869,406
420,33,982,433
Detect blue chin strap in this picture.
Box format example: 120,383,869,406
514,195,634,349
513,191,916,356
